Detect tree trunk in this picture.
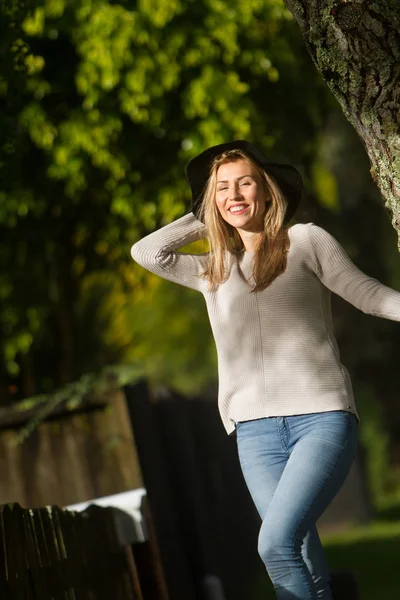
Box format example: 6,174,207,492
283,1,400,242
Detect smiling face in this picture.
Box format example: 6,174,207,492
215,159,268,233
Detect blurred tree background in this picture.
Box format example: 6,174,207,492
1,0,400,507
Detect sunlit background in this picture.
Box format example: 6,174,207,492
1,1,400,599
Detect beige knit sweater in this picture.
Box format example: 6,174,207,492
131,212,400,435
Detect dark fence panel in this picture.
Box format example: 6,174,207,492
132,496,170,600
125,380,198,600
125,380,262,600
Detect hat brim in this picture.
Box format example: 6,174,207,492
186,140,303,224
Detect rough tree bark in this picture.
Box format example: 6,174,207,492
283,1,400,242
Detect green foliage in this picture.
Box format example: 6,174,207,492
311,158,339,213
0,0,330,404
12,363,146,444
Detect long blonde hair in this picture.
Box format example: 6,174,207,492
197,149,290,293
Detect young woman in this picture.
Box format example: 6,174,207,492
131,140,400,600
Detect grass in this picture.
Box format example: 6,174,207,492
322,500,400,600
253,498,400,600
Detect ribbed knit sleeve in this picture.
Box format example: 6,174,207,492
308,223,400,321
130,212,208,292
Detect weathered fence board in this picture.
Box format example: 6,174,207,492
0,502,143,599
65,490,169,600
0,390,143,508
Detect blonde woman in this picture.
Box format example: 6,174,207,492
131,140,400,599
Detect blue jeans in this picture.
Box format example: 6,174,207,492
236,410,358,600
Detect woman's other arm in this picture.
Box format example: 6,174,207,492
308,223,400,321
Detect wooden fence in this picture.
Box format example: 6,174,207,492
0,496,168,600
0,380,368,599
0,389,143,508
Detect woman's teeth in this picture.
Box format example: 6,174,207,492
229,205,248,214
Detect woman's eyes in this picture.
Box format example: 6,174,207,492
217,181,251,192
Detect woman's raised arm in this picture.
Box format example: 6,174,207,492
131,212,208,292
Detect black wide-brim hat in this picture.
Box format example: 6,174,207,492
186,140,303,224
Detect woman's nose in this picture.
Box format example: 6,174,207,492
228,187,242,201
